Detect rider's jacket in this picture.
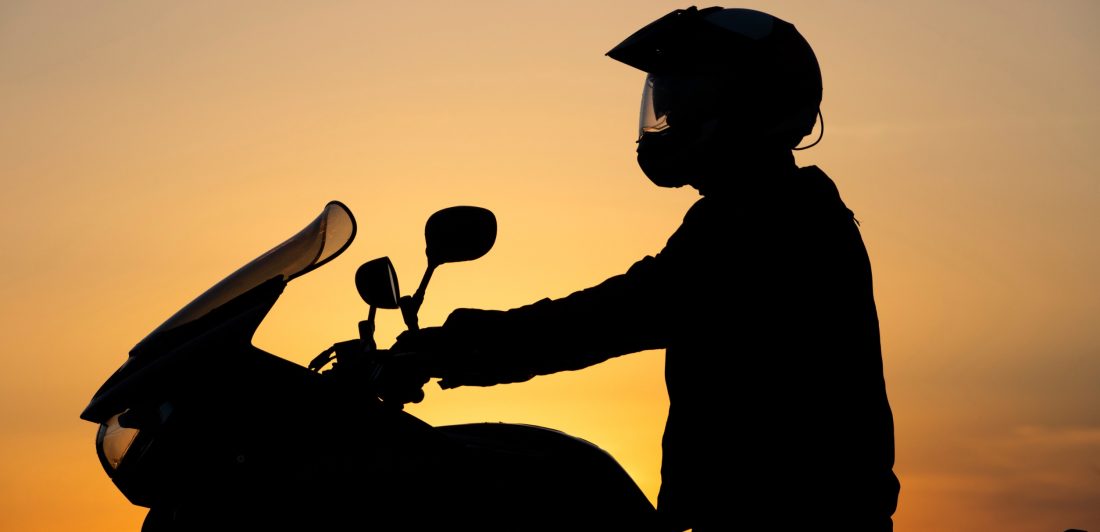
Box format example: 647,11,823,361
433,159,900,530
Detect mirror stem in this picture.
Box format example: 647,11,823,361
400,263,437,331
358,306,378,351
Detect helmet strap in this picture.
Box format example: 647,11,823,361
793,109,824,151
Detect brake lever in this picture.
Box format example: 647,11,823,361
308,339,364,373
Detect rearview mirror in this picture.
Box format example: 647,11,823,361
424,206,497,267
355,257,400,309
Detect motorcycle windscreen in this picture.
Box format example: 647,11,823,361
144,201,356,339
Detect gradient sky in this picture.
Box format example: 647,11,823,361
2,1,1098,530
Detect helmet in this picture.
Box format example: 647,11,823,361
607,7,822,188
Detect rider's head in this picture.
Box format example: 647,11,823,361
607,7,822,189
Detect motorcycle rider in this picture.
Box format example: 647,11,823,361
391,7,900,531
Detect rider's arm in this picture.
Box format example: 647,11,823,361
421,198,711,388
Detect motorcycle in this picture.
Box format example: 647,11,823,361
80,201,658,531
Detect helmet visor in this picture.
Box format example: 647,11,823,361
639,74,670,139
638,74,722,140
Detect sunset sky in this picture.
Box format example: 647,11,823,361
1,1,1098,530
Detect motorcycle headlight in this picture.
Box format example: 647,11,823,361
97,412,141,473
93,404,174,507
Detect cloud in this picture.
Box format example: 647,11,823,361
961,425,1100,530
1010,425,1100,447
898,424,1100,531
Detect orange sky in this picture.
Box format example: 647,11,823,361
1,1,1098,530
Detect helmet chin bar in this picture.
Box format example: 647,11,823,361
636,131,696,188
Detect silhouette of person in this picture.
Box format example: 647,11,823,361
392,7,900,531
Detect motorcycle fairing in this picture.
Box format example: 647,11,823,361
81,201,356,424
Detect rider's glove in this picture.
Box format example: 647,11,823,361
393,316,536,389
375,351,431,406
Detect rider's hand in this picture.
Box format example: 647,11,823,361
390,312,537,389
376,352,431,406
377,327,452,406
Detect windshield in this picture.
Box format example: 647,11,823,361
146,201,356,337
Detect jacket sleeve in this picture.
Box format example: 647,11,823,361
433,199,708,388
